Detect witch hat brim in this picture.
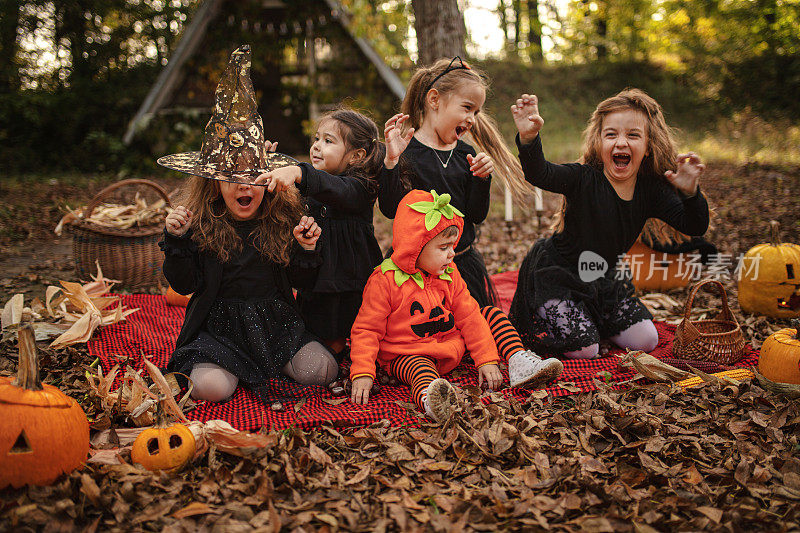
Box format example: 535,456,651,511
156,151,298,184
156,45,296,185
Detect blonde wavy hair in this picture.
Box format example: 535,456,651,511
552,88,691,244
179,176,304,264
400,58,533,205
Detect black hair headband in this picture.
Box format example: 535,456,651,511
424,56,472,95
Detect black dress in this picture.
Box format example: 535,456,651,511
509,135,710,354
377,136,497,307
295,163,383,340
161,221,322,389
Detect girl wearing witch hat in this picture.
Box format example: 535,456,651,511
158,46,339,403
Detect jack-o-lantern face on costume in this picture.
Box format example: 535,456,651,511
738,221,800,318
410,297,455,338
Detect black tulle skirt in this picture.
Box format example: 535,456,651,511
509,239,652,354
167,296,313,386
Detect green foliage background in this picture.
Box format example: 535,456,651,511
1,0,798,176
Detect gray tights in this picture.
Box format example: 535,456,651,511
190,341,339,402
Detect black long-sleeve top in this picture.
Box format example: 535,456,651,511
296,163,383,292
160,228,321,352
377,137,491,252
518,135,709,271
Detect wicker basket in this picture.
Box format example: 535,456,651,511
673,279,747,364
68,179,171,290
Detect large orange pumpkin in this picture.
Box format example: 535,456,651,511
625,240,693,292
131,406,195,472
165,286,191,307
0,326,90,488
738,221,800,318
758,319,800,385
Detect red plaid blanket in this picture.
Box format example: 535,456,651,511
88,271,758,431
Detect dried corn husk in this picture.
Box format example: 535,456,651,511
618,350,691,382
639,293,683,324
1,262,138,348
55,193,171,236
85,356,194,428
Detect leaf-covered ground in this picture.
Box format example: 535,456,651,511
1,162,799,531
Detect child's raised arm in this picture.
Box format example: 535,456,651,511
165,205,192,237
383,113,414,169
664,152,705,197
511,94,545,145
511,93,584,197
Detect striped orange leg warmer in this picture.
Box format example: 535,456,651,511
389,354,440,412
481,305,524,363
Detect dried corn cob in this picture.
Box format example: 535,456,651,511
676,368,754,391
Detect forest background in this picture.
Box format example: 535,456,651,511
1,0,799,180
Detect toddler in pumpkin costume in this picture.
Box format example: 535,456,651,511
349,189,562,421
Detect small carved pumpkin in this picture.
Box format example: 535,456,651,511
131,406,195,472
758,319,800,385
625,240,692,292
0,326,90,488
165,285,191,307
738,221,800,318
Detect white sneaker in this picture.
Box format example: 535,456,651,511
508,350,563,388
422,378,458,422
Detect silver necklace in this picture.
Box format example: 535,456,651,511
432,146,455,168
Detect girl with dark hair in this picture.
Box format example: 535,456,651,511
509,89,710,359
258,108,385,357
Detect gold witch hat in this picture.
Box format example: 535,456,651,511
157,45,296,184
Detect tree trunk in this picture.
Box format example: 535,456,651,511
0,0,21,92
595,18,607,60
55,1,90,86
512,0,521,55
497,0,510,52
411,0,466,66
527,0,543,60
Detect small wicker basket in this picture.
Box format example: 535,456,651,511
68,179,171,290
673,279,747,365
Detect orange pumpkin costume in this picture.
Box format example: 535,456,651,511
350,189,499,380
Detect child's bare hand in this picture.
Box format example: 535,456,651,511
351,376,374,404
264,139,279,152
293,216,321,250
665,152,705,196
165,206,192,237
511,94,544,145
384,113,414,169
478,363,503,391
467,152,494,178
254,165,301,193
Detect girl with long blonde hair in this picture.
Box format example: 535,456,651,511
508,88,709,359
